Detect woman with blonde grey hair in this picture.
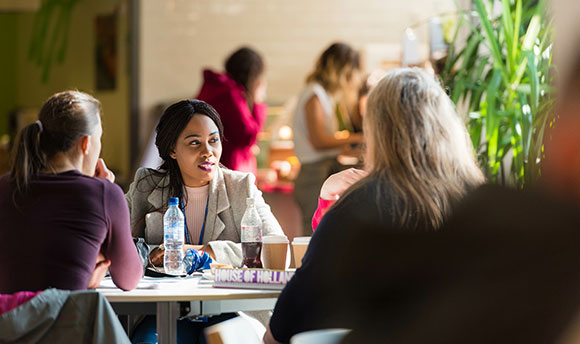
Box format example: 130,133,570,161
357,67,484,228
265,68,485,343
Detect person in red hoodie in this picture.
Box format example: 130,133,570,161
196,47,267,177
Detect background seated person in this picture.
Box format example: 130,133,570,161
0,90,142,293
126,99,283,267
265,68,485,343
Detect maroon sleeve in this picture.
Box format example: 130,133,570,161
103,182,143,290
225,91,268,147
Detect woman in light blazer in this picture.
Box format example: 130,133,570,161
126,99,283,267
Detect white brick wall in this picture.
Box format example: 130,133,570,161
139,0,458,123
552,0,580,88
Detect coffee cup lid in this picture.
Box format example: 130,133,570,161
263,235,289,244
292,236,311,244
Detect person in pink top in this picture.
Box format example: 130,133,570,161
196,47,267,177
311,167,367,230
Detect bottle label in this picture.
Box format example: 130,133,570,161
164,220,184,244
241,225,262,242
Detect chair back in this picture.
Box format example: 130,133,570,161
290,328,351,344
205,313,265,344
0,289,130,343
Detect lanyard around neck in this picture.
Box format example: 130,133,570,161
179,193,209,245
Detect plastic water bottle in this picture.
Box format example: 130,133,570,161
164,197,184,275
241,198,263,268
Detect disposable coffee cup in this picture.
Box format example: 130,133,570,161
261,235,290,270
292,236,311,269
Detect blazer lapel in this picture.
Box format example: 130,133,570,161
147,174,170,210
144,173,171,244
203,167,230,243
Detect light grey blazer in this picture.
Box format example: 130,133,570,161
125,167,283,265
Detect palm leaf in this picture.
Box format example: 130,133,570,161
441,0,553,188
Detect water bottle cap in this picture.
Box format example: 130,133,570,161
246,198,255,206
169,197,179,206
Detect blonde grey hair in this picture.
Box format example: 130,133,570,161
354,68,484,228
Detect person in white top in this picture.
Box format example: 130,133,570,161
292,42,363,235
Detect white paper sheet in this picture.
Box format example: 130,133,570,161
98,275,201,290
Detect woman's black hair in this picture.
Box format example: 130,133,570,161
146,99,224,201
224,47,264,94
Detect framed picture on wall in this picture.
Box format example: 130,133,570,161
95,12,117,91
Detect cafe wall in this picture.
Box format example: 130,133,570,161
138,0,458,142
553,0,580,86
0,14,18,140
0,0,131,181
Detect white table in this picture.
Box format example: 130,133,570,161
98,276,280,344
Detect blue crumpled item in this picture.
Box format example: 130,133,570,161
183,248,213,274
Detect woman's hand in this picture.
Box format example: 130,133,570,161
87,252,111,289
149,246,164,266
263,325,280,344
304,96,363,150
94,158,115,183
150,244,216,267
253,78,267,104
320,168,368,201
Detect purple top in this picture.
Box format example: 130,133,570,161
0,170,142,293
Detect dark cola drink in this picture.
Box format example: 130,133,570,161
242,242,263,268
241,198,263,268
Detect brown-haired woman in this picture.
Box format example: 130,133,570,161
0,90,142,293
292,42,364,236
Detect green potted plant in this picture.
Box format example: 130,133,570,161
28,0,81,82
441,0,553,188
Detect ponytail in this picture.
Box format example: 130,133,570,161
7,90,101,201
9,121,47,196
